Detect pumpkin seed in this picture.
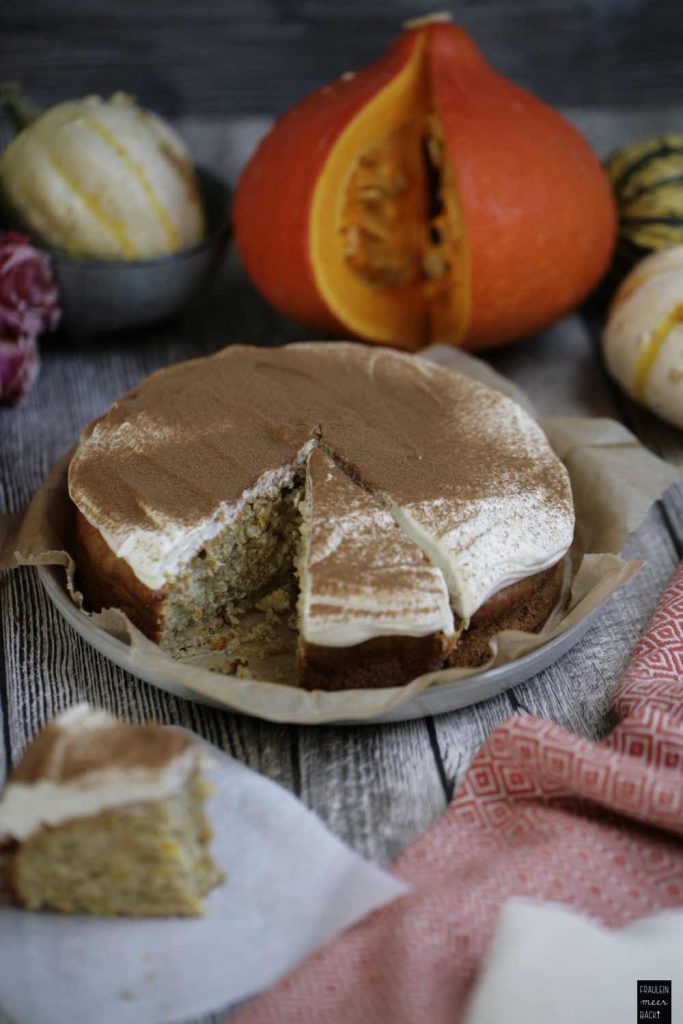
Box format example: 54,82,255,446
341,117,460,294
422,248,448,279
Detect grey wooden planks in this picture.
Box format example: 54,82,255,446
298,720,447,864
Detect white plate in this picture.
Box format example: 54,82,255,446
38,564,602,725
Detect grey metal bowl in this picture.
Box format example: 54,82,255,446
49,166,231,339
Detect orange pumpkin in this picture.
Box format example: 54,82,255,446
234,15,617,351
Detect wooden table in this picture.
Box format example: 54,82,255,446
1,110,682,1023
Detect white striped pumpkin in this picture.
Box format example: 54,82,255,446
0,92,205,260
603,245,683,430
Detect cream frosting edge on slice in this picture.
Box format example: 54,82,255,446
0,705,206,842
386,491,573,626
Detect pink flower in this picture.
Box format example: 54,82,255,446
0,232,61,405
0,333,40,406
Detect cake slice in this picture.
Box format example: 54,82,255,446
297,450,455,690
0,705,223,916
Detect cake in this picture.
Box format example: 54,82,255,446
0,704,223,915
68,342,574,688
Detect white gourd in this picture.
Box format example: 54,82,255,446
0,92,205,260
603,246,683,430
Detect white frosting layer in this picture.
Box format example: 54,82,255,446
0,757,199,842
389,489,572,624
604,245,683,430
56,703,116,731
0,705,203,842
372,387,574,622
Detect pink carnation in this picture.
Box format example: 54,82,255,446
0,333,40,406
0,232,61,405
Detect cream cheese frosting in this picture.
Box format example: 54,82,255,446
0,704,204,842
68,342,574,623
300,450,454,647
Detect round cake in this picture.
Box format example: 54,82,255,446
68,342,575,690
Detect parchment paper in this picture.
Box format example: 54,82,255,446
1,346,680,724
0,740,408,1024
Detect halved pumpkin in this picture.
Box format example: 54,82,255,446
234,15,616,351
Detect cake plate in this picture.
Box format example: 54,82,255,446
38,564,603,725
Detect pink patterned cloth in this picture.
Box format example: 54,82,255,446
236,561,683,1024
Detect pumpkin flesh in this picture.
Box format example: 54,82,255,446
311,30,469,349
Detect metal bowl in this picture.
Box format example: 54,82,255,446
49,166,231,339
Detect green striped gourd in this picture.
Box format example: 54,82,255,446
0,86,205,261
605,133,683,271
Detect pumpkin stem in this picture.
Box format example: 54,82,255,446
0,82,42,133
403,12,453,30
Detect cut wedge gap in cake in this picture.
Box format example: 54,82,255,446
160,443,461,690
159,461,308,671
159,436,570,689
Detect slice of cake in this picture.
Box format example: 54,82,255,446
0,705,223,916
298,450,454,690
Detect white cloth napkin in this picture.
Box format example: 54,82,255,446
0,744,408,1024
463,898,683,1024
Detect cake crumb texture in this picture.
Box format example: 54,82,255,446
10,772,222,916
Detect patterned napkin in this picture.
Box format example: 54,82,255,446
235,561,683,1024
